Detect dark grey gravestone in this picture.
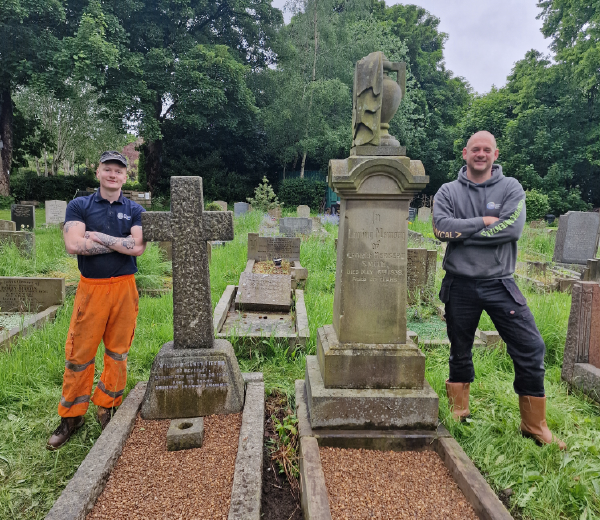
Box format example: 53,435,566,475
279,217,312,236
11,204,35,230
234,202,250,217
0,219,16,231
235,272,292,312
247,233,301,261
553,212,600,265
140,177,244,420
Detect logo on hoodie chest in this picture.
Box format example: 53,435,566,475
487,202,501,210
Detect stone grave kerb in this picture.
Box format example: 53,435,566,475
142,176,233,349
329,155,428,345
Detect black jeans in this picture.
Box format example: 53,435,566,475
440,275,546,397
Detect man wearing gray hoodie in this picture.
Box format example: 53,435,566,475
433,131,565,450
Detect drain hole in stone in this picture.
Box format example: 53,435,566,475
178,421,194,430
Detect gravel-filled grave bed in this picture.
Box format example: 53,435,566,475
87,413,242,520
320,447,478,520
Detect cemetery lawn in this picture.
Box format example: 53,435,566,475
1,214,600,520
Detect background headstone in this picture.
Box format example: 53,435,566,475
234,202,250,217
297,205,310,218
0,220,16,231
247,233,301,261
408,207,417,222
0,277,64,312
235,272,292,312
279,217,312,237
213,200,228,211
553,212,600,265
158,241,172,261
45,200,68,225
11,205,35,230
417,207,431,222
268,206,282,219
0,231,35,256
19,200,39,207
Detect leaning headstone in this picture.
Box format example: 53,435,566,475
0,220,16,231
234,272,292,312
45,200,68,225
279,217,312,237
0,277,65,312
553,212,600,265
562,282,600,402
214,200,228,211
11,204,35,230
234,202,250,216
140,177,245,419
418,207,431,222
297,205,310,218
0,231,35,256
247,233,301,262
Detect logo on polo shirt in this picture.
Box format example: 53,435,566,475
117,213,132,220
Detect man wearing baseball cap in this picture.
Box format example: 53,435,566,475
47,151,147,449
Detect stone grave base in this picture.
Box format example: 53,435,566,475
213,285,310,351
140,339,245,419
571,363,600,403
46,374,265,520
295,380,512,520
305,356,439,430
0,305,61,351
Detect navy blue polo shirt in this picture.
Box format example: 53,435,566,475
65,191,145,279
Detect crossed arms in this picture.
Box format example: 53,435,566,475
63,221,147,256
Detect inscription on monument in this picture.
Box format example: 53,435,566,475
0,277,64,312
154,360,228,391
247,233,301,261
45,200,67,225
11,204,35,230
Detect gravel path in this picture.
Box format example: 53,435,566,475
320,447,478,520
88,413,242,520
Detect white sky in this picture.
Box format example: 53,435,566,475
271,0,552,94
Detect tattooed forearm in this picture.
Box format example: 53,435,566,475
122,235,135,250
94,232,118,247
75,239,112,256
64,221,80,233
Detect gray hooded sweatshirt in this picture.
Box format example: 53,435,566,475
432,165,526,279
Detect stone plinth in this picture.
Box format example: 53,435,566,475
305,356,438,430
234,272,292,312
316,325,425,389
141,340,245,419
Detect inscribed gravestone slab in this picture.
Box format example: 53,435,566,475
11,205,35,230
0,277,64,312
235,272,292,312
0,231,35,256
279,217,312,236
247,233,301,261
214,200,228,211
417,207,431,222
297,205,310,218
0,220,16,231
234,202,250,217
45,200,67,225
553,212,600,265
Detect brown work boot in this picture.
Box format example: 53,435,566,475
446,380,470,421
46,416,85,450
97,406,118,430
519,395,566,450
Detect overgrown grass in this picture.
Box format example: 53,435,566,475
0,217,598,519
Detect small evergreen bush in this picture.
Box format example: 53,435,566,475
247,176,280,212
278,178,327,210
205,202,222,211
0,195,15,209
525,189,550,221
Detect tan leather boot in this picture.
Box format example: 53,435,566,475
445,380,470,421
46,416,85,450
97,406,118,431
519,395,566,450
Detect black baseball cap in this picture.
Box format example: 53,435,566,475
99,150,128,167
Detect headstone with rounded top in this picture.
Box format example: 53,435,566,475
417,207,431,222
45,200,68,225
214,200,228,211
297,205,310,218
234,202,250,217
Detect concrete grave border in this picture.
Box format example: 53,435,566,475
46,374,265,520
0,305,61,351
214,285,310,350
295,380,512,520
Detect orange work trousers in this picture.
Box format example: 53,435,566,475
58,274,139,418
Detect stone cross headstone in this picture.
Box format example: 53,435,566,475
140,177,244,420
142,177,233,349
0,277,65,312
279,217,312,236
234,202,250,216
0,219,16,231
417,207,431,222
297,205,310,218
11,204,35,230
214,200,228,211
45,200,68,226
247,233,301,262
553,212,600,265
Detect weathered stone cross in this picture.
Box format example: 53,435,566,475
142,177,233,349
